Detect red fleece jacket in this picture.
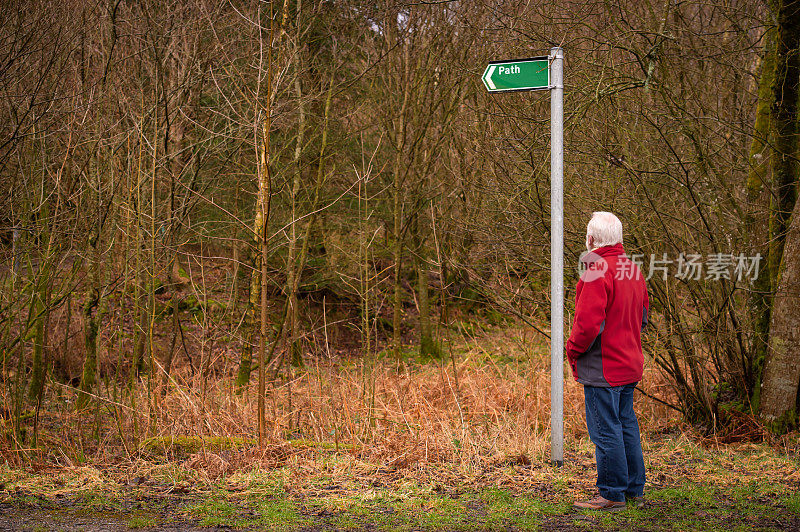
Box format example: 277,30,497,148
566,243,649,387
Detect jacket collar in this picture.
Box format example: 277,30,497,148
584,243,625,261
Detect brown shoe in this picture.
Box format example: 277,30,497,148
573,496,626,511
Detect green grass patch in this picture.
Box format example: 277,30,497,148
782,492,800,514
186,495,239,523
187,491,312,530
127,514,157,528
76,489,124,512
303,486,567,531
649,484,715,505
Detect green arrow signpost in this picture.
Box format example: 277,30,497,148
482,49,564,467
481,57,550,92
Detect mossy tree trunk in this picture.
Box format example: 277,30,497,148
762,197,800,425
28,196,52,406
286,0,305,368
767,0,800,287
78,219,101,410
236,0,291,391
760,0,800,425
234,228,260,390
161,117,184,392
412,205,439,359
746,25,776,409
27,253,50,404
416,246,438,358
391,27,411,364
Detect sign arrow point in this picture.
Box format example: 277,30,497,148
484,65,497,90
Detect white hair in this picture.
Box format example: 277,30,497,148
586,211,623,249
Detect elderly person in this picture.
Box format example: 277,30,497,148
568,212,649,511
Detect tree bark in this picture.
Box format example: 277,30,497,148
761,195,800,423
760,0,800,424
767,0,800,285
416,249,438,358
286,2,305,368
28,258,50,403
392,29,411,364
77,232,100,410
747,26,776,408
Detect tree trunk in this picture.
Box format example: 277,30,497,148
417,250,438,358
27,259,50,402
760,0,800,425
257,107,272,447
28,200,52,403
78,143,106,411
77,235,100,411
761,194,800,424
161,114,185,392
286,6,305,368
747,26,776,408
257,2,278,447
234,234,260,389
767,0,800,286
392,33,411,364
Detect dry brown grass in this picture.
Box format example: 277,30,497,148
148,326,672,466
4,323,800,518
5,324,680,491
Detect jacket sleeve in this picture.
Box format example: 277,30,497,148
566,275,609,362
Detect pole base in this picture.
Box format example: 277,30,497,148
552,460,564,467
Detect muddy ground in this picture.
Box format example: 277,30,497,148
1,487,799,532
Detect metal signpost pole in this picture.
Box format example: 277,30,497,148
481,48,564,466
549,47,564,467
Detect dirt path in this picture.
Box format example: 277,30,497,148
0,497,224,532
0,510,217,532
2,492,799,532
3,435,799,531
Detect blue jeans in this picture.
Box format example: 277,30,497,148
583,383,646,502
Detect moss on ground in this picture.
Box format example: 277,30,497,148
2,434,800,530
175,482,796,531
1,481,797,531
